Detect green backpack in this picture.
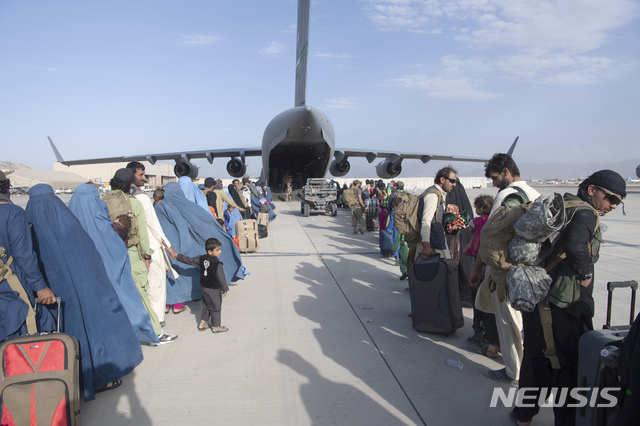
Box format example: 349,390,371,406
102,190,140,250
341,188,357,207
393,188,442,244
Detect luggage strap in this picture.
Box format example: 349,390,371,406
0,255,38,334
537,299,561,369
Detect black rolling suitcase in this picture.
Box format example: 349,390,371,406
0,297,81,426
575,280,637,426
408,254,464,335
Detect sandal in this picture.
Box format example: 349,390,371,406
173,306,187,314
198,322,209,331
211,326,229,334
165,307,170,314
475,343,501,358
96,379,123,393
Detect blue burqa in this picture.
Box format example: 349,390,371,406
25,184,143,401
154,182,247,304
178,176,209,213
0,199,55,342
251,186,276,222
68,184,159,344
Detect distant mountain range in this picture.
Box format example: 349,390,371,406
0,161,32,171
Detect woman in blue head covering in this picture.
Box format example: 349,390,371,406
68,184,159,344
25,184,143,401
155,182,247,306
178,176,209,213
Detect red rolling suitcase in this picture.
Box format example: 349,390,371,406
0,297,81,426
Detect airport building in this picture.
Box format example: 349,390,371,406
53,161,177,188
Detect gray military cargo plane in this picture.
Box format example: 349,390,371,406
50,0,515,192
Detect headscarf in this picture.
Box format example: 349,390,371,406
178,176,209,212
155,182,247,304
26,184,143,401
68,184,159,344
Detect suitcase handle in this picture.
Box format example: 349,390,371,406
34,296,62,333
605,280,637,327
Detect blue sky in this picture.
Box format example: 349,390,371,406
1,0,639,178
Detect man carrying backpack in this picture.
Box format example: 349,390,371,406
511,170,626,426
104,168,177,345
349,180,366,235
470,154,541,386
417,166,459,261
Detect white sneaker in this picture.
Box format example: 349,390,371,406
153,331,178,346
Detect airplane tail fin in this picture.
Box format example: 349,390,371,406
48,136,65,162
294,0,310,107
506,136,519,157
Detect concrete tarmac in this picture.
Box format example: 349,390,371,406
9,186,640,425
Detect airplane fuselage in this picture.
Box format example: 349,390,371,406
262,105,335,191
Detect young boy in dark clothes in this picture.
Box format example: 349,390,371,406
175,238,229,333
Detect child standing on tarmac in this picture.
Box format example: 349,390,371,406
463,195,499,356
175,238,229,333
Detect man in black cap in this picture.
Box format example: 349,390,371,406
512,169,626,426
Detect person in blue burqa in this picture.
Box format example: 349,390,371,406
154,182,248,307
0,171,56,343
251,181,277,222
178,176,209,213
25,184,143,401
68,183,159,345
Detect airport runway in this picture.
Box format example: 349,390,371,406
9,186,639,425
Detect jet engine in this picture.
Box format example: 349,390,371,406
174,161,199,180
226,157,247,178
329,159,350,177
376,159,402,179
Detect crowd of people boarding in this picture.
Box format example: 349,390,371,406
341,155,631,426
0,165,274,402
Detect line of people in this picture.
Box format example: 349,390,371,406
0,165,261,402
358,155,626,426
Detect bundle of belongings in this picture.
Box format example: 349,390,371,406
443,204,471,236
480,192,599,312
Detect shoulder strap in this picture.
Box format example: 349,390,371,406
502,185,529,205
546,200,600,273
537,299,562,369
0,256,38,334
422,188,445,223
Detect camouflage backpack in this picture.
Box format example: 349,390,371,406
102,190,140,250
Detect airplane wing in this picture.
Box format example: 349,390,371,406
333,149,489,165
333,136,517,165
55,146,262,166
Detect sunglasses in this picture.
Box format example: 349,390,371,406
597,187,622,205
446,178,457,184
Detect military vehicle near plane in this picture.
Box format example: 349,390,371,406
300,178,338,217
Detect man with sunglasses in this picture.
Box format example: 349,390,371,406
512,169,626,426
416,166,459,261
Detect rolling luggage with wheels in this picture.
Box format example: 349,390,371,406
408,254,463,335
575,280,637,426
235,219,259,252
366,215,379,232
0,297,81,426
